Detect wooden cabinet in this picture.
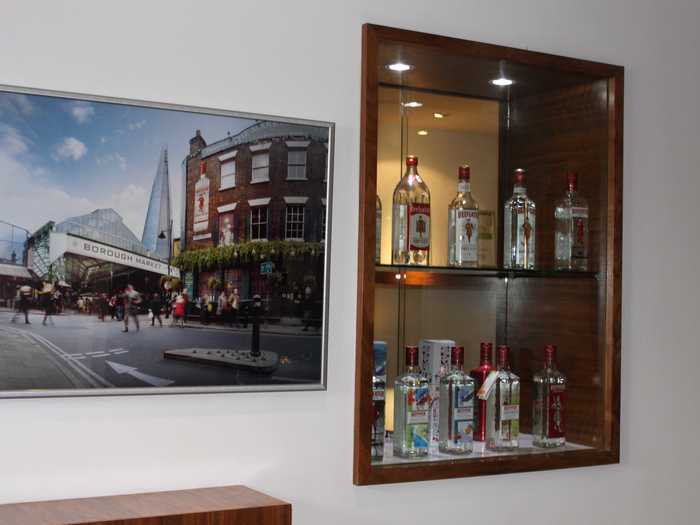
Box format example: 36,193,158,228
354,24,623,485
0,486,291,525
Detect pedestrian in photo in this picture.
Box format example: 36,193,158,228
174,293,186,328
218,288,230,326
230,287,240,327
108,295,117,320
122,284,142,333
41,285,55,326
11,284,32,324
150,293,163,327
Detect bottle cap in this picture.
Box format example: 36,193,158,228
405,345,419,367
544,344,557,364
458,165,470,181
480,342,493,364
451,346,464,368
406,155,418,167
567,172,578,191
497,344,510,367
514,168,526,185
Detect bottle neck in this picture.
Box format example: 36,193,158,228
479,351,491,367
513,184,526,195
498,358,510,371
458,180,470,193
406,364,420,375
406,165,419,177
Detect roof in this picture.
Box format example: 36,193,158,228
0,263,33,280
201,120,329,159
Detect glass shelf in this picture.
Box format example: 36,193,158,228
373,433,592,466
376,263,599,280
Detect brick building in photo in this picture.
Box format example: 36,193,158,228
179,121,329,321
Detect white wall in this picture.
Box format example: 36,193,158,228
1,1,699,524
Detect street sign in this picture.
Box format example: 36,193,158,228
260,261,274,274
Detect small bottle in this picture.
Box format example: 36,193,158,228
392,156,431,266
439,346,475,455
371,342,387,461
554,172,589,270
393,345,431,458
486,345,520,451
469,342,494,442
503,169,536,269
533,344,567,448
448,165,479,267
375,195,382,264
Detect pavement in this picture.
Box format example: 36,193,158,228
0,310,323,392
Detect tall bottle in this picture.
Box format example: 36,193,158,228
503,169,536,269
393,345,431,458
554,173,589,270
469,342,494,442
533,344,567,448
438,346,475,455
448,165,479,267
486,345,520,451
375,195,382,263
371,342,388,461
392,156,431,266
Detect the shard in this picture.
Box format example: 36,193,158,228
141,147,172,260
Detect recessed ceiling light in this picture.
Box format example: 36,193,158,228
386,62,413,72
433,112,445,119
417,130,428,136
491,77,513,87
402,101,423,108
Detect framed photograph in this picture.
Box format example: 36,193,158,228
0,84,334,397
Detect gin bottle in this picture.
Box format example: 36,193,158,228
503,169,536,269
393,345,431,458
439,346,475,455
533,344,567,448
371,342,387,461
554,172,589,270
486,345,520,451
448,165,479,267
375,195,382,263
392,156,431,266
469,342,494,442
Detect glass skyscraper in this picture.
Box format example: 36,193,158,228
141,147,172,260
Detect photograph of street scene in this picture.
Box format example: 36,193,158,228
0,87,331,394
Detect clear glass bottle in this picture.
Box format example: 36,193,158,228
393,345,431,458
503,169,536,269
375,195,382,264
469,342,494,442
392,156,431,266
448,165,479,267
439,346,475,455
371,342,387,461
533,344,567,448
486,345,520,451
554,172,589,270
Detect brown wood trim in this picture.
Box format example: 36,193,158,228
354,23,379,486
0,486,291,525
366,24,623,78
364,449,618,485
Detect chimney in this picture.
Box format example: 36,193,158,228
189,129,207,154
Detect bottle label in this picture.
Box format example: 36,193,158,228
571,207,587,260
408,203,430,250
372,389,385,401
455,209,479,262
452,384,475,443
501,403,519,421
547,385,566,438
516,210,535,265
405,386,430,449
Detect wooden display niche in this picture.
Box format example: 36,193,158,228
354,24,623,485
0,486,291,525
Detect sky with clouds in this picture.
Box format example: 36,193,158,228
0,90,257,248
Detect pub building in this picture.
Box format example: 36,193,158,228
180,122,328,322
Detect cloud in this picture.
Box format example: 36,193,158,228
128,119,146,130
0,93,34,117
0,124,29,155
96,152,127,171
53,137,87,161
67,102,95,124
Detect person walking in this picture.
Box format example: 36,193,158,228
122,284,142,333
41,286,55,326
174,293,186,328
149,293,163,327
218,288,230,326
230,287,240,327
11,284,32,324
